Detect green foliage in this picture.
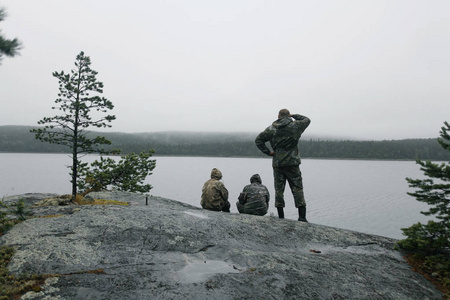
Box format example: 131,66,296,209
439,121,450,152
0,7,22,63
31,51,117,200
398,222,449,256
10,199,30,221
400,121,450,255
406,162,450,223
78,150,156,194
0,198,29,234
0,199,12,234
398,121,450,297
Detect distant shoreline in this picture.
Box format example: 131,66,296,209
0,151,435,162
1,125,448,160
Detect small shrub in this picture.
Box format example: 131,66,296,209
0,198,26,235
78,150,156,195
10,198,31,221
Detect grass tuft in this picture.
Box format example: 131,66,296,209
0,245,49,299
75,196,129,206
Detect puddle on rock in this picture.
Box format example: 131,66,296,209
176,260,240,284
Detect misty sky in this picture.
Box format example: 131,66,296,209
1,0,449,140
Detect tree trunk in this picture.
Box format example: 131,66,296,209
71,146,77,202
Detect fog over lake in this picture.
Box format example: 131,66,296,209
0,153,433,239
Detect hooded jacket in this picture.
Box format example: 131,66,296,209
237,174,270,216
201,168,229,211
255,114,310,168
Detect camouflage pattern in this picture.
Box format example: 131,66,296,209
273,166,306,208
255,114,310,168
255,113,310,208
236,174,269,216
201,168,230,212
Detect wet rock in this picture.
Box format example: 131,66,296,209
0,191,442,300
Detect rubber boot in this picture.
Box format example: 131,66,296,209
298,206,308,222
277,207,284,219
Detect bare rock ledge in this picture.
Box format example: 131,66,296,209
0,191,442,300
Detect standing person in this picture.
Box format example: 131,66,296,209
236,174,270,216
201,168,231,212
255,109,311,222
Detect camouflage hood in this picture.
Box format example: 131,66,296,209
272,116,292,129
210,168,223,180
250,174,262,184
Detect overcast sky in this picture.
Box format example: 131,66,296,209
1,0,449,140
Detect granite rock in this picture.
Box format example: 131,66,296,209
0,192,442,299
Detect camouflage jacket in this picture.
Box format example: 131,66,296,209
201,179,229,211
238,181,270,216
255,114,310,168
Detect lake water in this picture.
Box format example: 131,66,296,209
0,153,434,239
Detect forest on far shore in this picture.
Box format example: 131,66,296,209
1,125,449,161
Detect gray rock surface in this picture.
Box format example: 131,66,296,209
0,192,442,300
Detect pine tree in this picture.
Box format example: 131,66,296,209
400,121,450,255
399,122,450,255
31,51,116,201
0,7,21,63
398,122,450,293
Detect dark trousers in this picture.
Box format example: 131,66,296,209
273,165,306,208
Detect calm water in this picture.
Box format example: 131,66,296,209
0,153,433,239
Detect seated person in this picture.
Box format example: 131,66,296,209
236,174,269,216
201,168,230,212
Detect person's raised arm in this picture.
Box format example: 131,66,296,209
291,114,311,130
